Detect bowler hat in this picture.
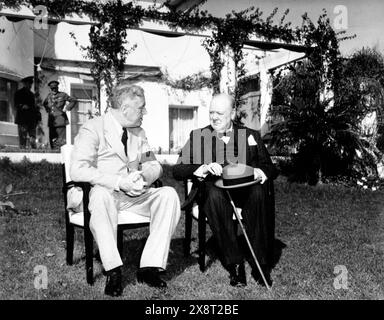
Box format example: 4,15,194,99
21,76,34,83
48,80,59,87
215,163,259,189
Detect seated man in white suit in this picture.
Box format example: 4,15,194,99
70,84,180,297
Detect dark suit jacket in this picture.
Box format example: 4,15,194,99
173,123,278,181
173,123,278,267
14,87,40,126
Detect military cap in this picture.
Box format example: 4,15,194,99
48,80,60,87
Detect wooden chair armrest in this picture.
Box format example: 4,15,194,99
63,179,161,194
181,179,203,211
63,181,91,194
181,187,198,210
62,181,92,227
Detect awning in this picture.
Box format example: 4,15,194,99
245,40,308,53
0,65,25,81
37,58,162,79
0,6,94,25
0,6,308,53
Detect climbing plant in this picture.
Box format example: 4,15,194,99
162,70,211,91
266,11,384,185
2,1,353,120
80,1,144,108
202,7,294,99
2,1,302,103
5,0,374,185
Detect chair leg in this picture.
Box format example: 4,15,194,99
117,228,124,256
198,209,206,272
184,209,193,256
66,224,75,265
84,227,94,285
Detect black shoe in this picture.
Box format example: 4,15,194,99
228,263,246,287
104,267,122,297
137,267,167,288
251,266,273,287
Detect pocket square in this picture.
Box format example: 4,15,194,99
221,136,230,144
247,135,257,146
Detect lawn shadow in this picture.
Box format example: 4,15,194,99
120,237,196,288
236,236,287,271
162,237,200,281
179,235,288,273
201,233,287,273
182,235,220,271
271,238,287,268
74,234,287,285
205,235,221,268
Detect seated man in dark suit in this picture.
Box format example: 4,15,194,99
173,93,278,287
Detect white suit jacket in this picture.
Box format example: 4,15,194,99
70,111,162,191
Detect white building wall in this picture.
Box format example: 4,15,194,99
34,21,291,147
166,86,211,128
136,80,170,152
34,22,215,150
100,79,213,152
34,22,212,79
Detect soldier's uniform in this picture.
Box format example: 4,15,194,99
43,81,76,149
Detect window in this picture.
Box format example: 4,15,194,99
0,78,18,123
70,84,98,143
169,105,197,153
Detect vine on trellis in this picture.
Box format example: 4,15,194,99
162,70,211,91
69,1,145,109
3,1,350,114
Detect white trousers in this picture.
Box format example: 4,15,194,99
88,185,181,271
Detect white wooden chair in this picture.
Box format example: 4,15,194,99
61,144,155,285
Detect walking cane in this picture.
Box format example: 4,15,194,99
225,190,272,290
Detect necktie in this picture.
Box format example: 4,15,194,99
218,131,230,144
121,128,128,156
217,131,227,139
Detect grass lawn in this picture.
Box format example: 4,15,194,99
1,158,384,300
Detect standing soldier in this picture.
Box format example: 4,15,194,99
14,76,41,149
43,80,77,149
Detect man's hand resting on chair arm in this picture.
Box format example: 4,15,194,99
254,168,267,184
118,171,147,196
194,163,223,178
